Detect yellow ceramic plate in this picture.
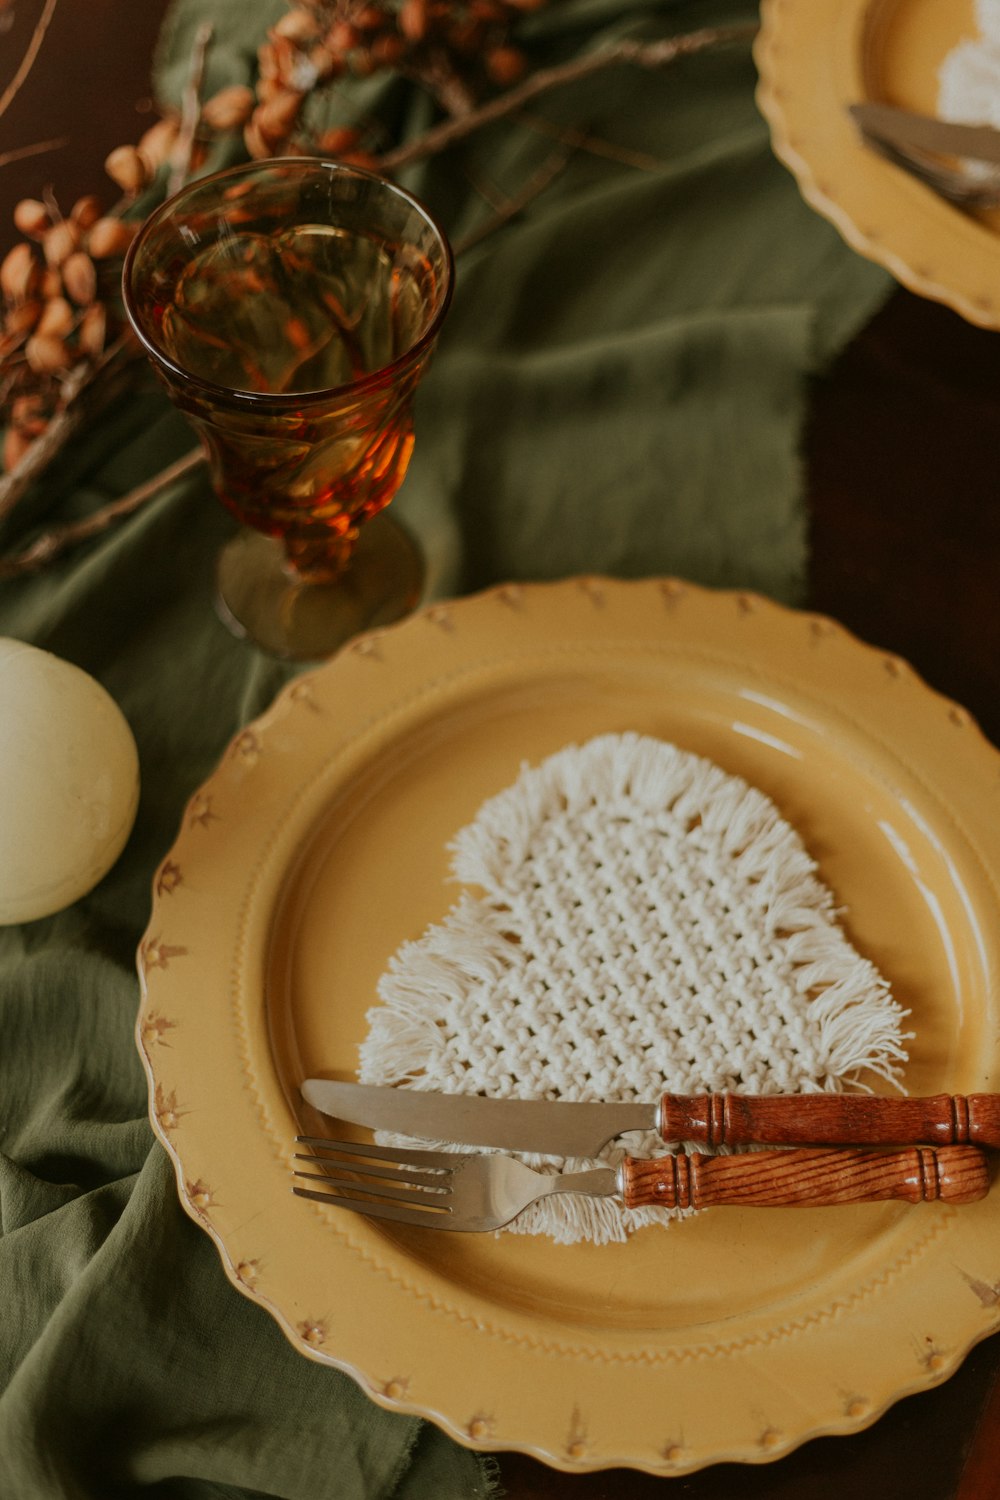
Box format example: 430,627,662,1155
137,578,1000,1477
755,0,1000,329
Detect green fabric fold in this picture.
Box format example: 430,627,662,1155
0,0,892,1494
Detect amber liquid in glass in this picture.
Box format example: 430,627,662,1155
153,225,432,577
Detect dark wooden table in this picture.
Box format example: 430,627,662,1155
498,292,1000,1498
3,2,1000,1495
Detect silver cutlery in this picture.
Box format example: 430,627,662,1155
849,102,1000,207
292,1135,989,1230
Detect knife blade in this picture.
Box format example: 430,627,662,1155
849,102,1000,167
301,1079,653,1155
300,1081,1000,1151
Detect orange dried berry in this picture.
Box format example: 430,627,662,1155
78,303,107,358
484,43,526,84
12,198,51,239
137,117,180,173
4,299,42,336
11,393,48,436
36,296,74,338
61,251,97,306
105,144,149,195
257,39,280,80
317,125,362,156
70,194,103,230
272,6,319,42
3,425,33,472
254,89,304,143
243,119,273,160
40,266,63,300
42,219,79,268
269,33,305,86
201,84,256,131
0,243,39,301
370,32,405,64
339,148,381,170
399,0,429,38
87,216,137,259
255,74,284,104
24,333,71,374
326,19,360,53
307,43,342,81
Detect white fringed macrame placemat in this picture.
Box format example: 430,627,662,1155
359,733,910,1244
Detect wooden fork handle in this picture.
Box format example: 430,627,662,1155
621,1145,990,1208
658,1092,1000,1148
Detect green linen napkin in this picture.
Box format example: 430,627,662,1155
0,1,892,1496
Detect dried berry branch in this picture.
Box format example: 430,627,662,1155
0,188,139,478
0,0,59,122
0,334,137,521
0,135,68,170
378,22,757,170
167,21,214,197
0,445,203,577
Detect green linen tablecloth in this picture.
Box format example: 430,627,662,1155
0,2,891,1495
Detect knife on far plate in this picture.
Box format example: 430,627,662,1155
849,102,1000,166
300,1080,1000,1152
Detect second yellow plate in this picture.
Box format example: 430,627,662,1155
756,0,1000,328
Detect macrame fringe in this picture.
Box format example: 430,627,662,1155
359,733,910,1245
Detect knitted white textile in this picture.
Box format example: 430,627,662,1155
359,733,910,1244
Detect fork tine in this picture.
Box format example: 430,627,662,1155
293,1183,455,1227
293,1167,450,1207
295,1134,455,1169
293,1151,447,1189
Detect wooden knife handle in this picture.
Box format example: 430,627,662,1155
658,1092,1000,1148
621,1145,990,1208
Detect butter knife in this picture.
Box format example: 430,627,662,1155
300,1081,1000,1152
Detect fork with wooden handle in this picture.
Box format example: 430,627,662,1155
294,1137,990,1230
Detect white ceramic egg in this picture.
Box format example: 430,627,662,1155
0,638,140,924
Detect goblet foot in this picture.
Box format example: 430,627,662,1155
214,511,424,660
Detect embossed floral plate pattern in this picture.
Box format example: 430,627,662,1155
137,578,1000,1476
756,0,1000,329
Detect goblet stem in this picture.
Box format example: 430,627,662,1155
282,529,358,585
215,511,424,661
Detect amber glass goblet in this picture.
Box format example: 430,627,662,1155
123,158,453,659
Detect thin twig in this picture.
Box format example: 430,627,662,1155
0,0,59,122
453,145,573,254
0,134,68,169
378,22,757,172
517,111,664,172
167,21,213,197
0,446,204,578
